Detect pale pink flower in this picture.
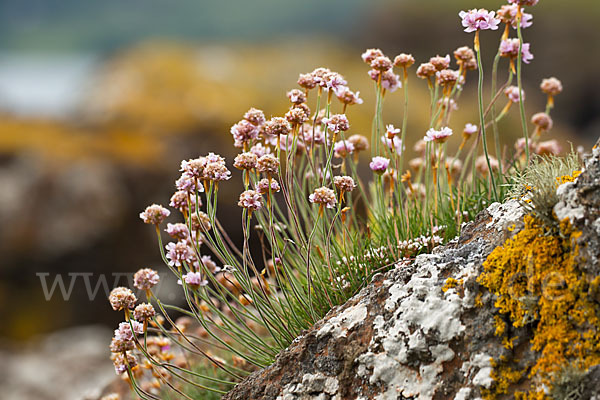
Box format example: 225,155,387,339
180,157,207,179
112,350,136,374
287,89,307,104
369,156,390,174
531,112,553,131
298,72,317,90
429,55,451,71
234,152,258,170
203,162,231,182
540,77,563,96
505,86,525,103
475,155,500,174
317,71,347,95
459,9,501,33
114,321,144,342
438,97,458,111
322,114,350,133
333,176,356,193
109,287,137,311
249,143,271,158
133,303,155,322
256,178,281,194
347,134,369,152
535,140,561,156
515,137,536,153
200,255,220,273
303,125,328,146
165,241,193,267
309,187,337,209
381,136,403,156
416,63,437,79
334,140,355,158
165,223,190,240
386,124,401,137
257,154,280,175
231,119,259,147
394,53,415,68
139,204,170,225
178,272,208,287
243,108,266,126
175,173,201,193
463,123,478,138
264,117,291,137
336,88,363,105
498,5,533,29
500,39,533,63
238,190,263,211
382,70,402,92
424,127,453,143
170,190,200,213
133,268,160,290
361,48,385,64
370,56,393,72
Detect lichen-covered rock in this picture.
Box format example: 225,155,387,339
223,139,600,400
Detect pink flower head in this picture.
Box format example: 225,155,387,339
505,86,525,103
382,70,402,92
424,127,453,143
178,272,208,288
459,9,501,33
508,0,539,6
309,187,337,209
133,268,160,290
369,156,390,174
361,48,385,64
114,321,144,342
381,136,403,156
238,189,263,211
303,125,328,146
230,119,259,148
463,123,478,137
175,172,202,193
249,143,271,158
139,204,170,225
336,88,363,106
500,39,534,63
535,140,561,156
333,140,355,158
386,124,401,137
165,241,194,267
315,70,347,95
165,223,190,240
322,114,350,133
498,5,533,29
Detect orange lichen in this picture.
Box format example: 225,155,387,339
482,358,523,398
555,170,581,186
475,293,484,307
477,214,600,398
442,277,459,292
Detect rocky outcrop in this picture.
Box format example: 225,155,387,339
223,141,600,400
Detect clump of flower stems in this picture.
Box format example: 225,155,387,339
106,1,568,397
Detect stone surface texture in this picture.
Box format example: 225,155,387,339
223,140,600,400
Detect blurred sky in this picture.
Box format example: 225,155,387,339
0,0,598,139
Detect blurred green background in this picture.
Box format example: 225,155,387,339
0,0,597,342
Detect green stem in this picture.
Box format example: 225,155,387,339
475,33,499,201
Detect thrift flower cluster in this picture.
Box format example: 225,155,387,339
106,1,577,398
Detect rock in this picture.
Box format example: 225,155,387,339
223,139,600,400
0,326,115,400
